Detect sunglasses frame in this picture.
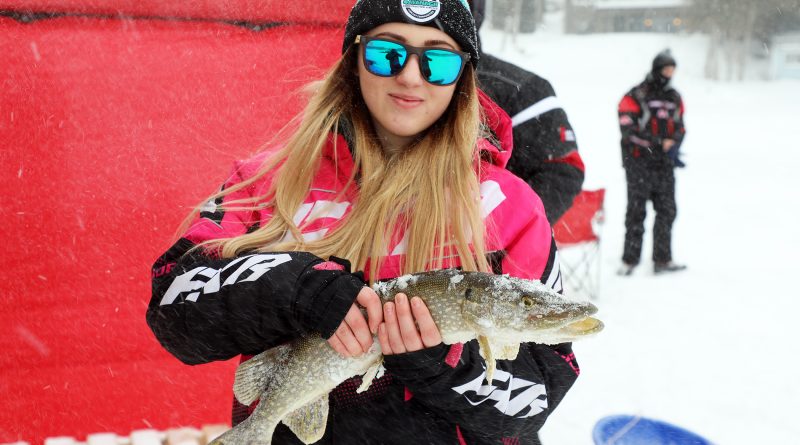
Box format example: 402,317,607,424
355,35,470,86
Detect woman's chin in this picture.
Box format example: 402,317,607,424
382,121,430,139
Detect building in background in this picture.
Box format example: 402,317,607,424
565,0,692,34
771,33,800,80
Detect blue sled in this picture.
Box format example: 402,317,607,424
593,415,712,445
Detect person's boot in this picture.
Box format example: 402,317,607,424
617,262,636,276
654,261,687,274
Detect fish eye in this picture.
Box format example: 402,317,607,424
522,296,534,308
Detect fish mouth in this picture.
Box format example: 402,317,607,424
580,301,599,317
554,316,604,338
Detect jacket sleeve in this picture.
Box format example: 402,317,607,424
618,92,659,167
146,162,364,365
505,77,585,224
618,93,650,146
672,93,686,146
382,195,579,439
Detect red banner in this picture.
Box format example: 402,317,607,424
1,11,345,443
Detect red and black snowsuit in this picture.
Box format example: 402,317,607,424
618,73,686,265
478,54,585,225
147,93,578,444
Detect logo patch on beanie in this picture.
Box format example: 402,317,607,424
400,0,441,22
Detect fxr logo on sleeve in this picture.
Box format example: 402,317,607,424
451,368,548,418
159,253,292,305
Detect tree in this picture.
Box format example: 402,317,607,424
693,0,800,80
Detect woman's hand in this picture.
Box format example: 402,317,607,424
378,293,442,355
327,287,383,357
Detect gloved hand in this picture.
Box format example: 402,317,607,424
666,145,686,168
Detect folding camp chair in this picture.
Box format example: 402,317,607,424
552,189,606,300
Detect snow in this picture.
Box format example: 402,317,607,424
479,13,800,445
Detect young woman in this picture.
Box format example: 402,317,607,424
147,1,579,443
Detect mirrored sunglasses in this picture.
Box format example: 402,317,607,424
355,35,470,86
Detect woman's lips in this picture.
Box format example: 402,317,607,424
389,93,424,109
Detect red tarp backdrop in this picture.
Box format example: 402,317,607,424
0,0,354,24
1,1,351,442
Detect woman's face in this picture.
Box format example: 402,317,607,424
357,22,461,147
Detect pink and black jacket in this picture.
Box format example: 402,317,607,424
147,92,579,444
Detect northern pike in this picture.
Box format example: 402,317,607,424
211,269,603,445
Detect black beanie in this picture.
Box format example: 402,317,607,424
652,49,677,72
342,0,480,67
469,0,486,31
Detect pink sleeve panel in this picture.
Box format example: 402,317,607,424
183,154,272,245
483,166,553,281
500,196,552,281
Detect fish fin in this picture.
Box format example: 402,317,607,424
496,343,520,361
209,409,274,445
233,346,289,405
376,362,386,380
282,393,330,444
477,336,497,383
356,359,383,393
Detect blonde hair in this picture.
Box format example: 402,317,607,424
194,47,491,282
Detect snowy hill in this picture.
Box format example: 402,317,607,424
480,14,800,445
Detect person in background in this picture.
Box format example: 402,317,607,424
469,0,585,224
146,0,578,443
617,49,687,276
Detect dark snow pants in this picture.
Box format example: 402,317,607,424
622,163,677,265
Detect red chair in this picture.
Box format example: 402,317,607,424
552,189,606,300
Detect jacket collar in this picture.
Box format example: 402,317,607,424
477,88,513,169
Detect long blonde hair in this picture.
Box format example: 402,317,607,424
195,47,491,281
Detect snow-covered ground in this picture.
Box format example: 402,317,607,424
480,13,800,445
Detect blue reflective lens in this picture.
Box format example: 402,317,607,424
364,40,408,76
361,37,466,86
423,49,463,85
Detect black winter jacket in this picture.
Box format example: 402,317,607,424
477,54,585,224
618,75,686,169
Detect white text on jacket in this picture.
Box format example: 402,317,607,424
159,254,292,305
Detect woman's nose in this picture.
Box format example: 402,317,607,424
396,54,424,87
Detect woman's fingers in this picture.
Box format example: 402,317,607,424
344,304,373,352
356,287,383,334
410,296,442,348
383,301,406,354
327,333,349,357
334,293,442,357
393,294,424,352
328,295,379,358
377,322,391,355
333,319,365,357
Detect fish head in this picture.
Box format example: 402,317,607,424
461,274,602,343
